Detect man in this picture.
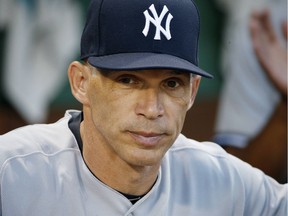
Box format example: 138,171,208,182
0,0,287,215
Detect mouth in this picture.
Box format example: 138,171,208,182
128,131,166,147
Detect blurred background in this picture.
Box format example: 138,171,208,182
0,0,286,182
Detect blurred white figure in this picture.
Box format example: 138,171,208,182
213,0,286,147
0,0,82,123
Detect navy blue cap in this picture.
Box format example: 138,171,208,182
80,0,212,78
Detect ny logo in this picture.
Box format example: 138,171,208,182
142,4,173,40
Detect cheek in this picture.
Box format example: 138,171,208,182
88,82,132,125
168,92,192,114
164,96,191,132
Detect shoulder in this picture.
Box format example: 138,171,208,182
166,134,262,181
166,134,287,189
0,110,80,166
161,134,287,215
169,134,228,159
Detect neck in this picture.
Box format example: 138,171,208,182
80,114,160,196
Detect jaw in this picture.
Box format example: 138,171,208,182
80,108,162,195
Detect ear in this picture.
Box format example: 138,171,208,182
68,61,90,106
187,75,201,111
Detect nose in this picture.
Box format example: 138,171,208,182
135,88,164,119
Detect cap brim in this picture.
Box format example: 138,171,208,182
87,53,213,78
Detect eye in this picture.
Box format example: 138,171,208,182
164,79,180,89
116,75,142,89
117,76,138,85
118,77,132,84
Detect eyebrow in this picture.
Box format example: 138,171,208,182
170,70,189,75
95,67,111,74
95,67,191,77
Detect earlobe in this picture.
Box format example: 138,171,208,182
68,61,90,105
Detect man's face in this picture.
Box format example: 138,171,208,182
84,67,200,167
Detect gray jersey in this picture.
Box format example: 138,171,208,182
0,110,287,216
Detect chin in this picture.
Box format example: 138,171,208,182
126,150,165,167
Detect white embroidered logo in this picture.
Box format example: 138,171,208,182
142,4,173,40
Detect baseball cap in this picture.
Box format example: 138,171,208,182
80,0,213,78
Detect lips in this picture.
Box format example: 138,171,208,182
128,131,165,147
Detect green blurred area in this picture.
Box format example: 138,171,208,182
195,0,224,99
0,0,224,109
